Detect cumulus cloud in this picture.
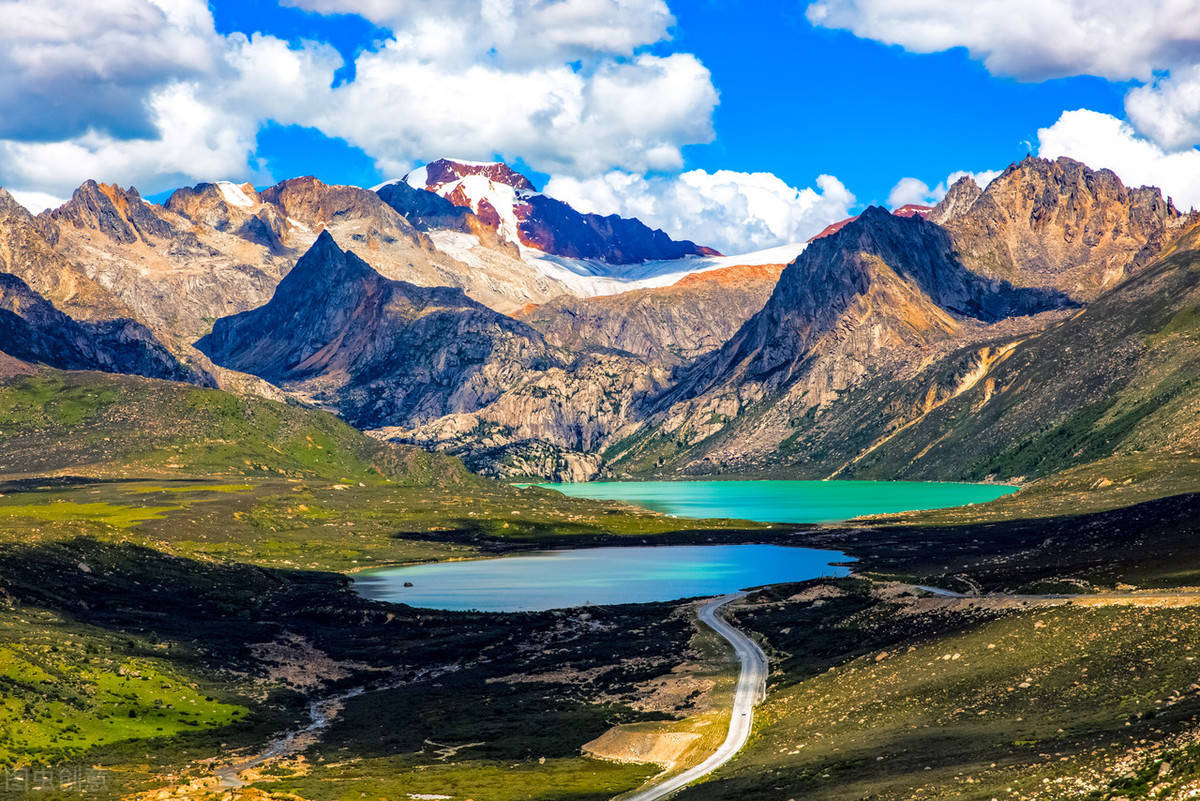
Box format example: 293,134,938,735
1125,65,1200,152
806,0,1200,156
282,0,675,66
544,169,855,254
0,30,342,199
886,169,1001,208
0,0,219,141
0,0,718,200
7,190,66,215
1037,109,1200,210
805,0,1200,82
886,177,935,208
319,50,716,177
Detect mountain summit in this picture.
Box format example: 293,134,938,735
388,157,721,264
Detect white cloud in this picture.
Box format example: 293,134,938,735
1037,109,1200,210
0,0,219,141
886,169,1002,208
544,169,856,254
317,50,716,177
7,190,66,214
282,0,675,66
0,31,341,199
886,177,934,208
0,0,718,201
805,0,1200,82
1125,65,1200,152
1,84,261,197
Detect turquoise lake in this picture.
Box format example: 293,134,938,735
533,479,1017,524
354,480,1014,611
354,544,852,612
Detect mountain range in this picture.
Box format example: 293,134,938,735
2,154,1196,483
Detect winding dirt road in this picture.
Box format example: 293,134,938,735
623,592,767,801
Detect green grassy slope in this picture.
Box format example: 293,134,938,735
680,580,1200,801
0,369,764,572
0,370,473,485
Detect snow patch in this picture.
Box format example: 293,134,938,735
527,241,806,288
215,180,255,208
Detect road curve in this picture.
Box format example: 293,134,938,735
623,592,767,801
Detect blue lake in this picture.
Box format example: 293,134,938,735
353,544,852,612
532,479,1017,524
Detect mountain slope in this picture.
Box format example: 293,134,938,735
804,221,1200,483
197,232,668,479
197,230,551,427
0,188,131,321
0,367,471,483
0,271,202,383
667,206,1070,404
619,218,1200,483
608,207,1075,475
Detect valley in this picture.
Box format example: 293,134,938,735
5,149,1200,801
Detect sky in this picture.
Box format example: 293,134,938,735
3,0,1200,255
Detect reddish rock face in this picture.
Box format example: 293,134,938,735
671,263,785,288
419,159,536,193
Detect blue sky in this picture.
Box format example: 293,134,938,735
667,2,1130,206
2,1,1198,253
204,0,1130,206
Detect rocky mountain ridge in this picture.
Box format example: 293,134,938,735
4,154,1196,482
0,271,203,383
516,262,785,367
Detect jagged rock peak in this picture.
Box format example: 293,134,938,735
937,154,1186,299
0,187,29,217
256,175,403,231
165,180,258,216
928,175,982,224
48,179,174,244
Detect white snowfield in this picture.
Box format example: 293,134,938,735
427,230,804,299
525,243,805,297
623,592,768,801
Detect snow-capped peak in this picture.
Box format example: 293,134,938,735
407,158,537,194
